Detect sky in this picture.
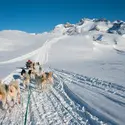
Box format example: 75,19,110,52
0,0,125,33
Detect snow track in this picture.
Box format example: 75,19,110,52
1,67,125,125
52,68,125,99
0,36,66,65
51,68,125,125
0,68,110,125
0,71,87,125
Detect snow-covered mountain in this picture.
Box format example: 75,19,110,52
0,18,125,125
52,18,125,36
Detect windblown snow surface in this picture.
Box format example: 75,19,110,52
0,18,125,125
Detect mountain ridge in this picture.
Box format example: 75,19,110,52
52,18,125,35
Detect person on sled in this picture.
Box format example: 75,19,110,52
26,60,32,69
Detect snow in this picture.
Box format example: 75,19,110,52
53,68,125,125
0,18,125,125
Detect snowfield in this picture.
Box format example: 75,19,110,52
0,18,125,125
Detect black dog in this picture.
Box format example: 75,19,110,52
21,69,26,76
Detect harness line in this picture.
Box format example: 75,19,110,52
24,86,31,125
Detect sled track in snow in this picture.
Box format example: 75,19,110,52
51,68,125,125
52,68,125,99
1,67,123,125
0,69,98,125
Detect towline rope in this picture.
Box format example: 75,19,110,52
24,86,31,125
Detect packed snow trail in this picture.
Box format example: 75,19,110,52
3,66,124,125
0,68,112,125
0,36,66,65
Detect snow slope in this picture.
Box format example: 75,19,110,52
48,35,125,84
0,18,125,125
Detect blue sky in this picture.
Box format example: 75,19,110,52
0,0,125,33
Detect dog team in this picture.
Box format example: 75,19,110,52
0,60,53,110
21,60,53,89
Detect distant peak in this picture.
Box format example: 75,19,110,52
52,18,125,36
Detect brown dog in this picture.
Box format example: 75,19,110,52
28,69,36,80
35,71,53,90
42,72,53,90
22,73,30,89
0,80,20,109
0,82,9,109
8,80,21,105
43,72,53,83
